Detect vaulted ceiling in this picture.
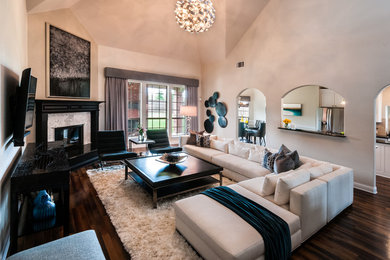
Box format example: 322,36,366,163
27,0,269,64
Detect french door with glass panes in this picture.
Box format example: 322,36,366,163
127,81,187,137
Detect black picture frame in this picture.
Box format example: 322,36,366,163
46,23,91,98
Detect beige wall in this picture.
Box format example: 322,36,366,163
26,8,202,139
201,0,390,193
27,8,99,142
98,45,202,130
282,86,320,131
0,0,27,257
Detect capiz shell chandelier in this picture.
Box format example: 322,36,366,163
175,0,216,33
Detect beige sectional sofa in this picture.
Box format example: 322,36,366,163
175,135,354,259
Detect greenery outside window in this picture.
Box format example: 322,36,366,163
146,84,167,130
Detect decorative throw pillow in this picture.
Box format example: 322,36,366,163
296,162,312,170
210,139,229,153
228,142,250,159
278,144,291,154
273,150,296,174
278,144,302,169
195,134,204,147
262,148,279,172
274,169,311,205
203,135,211,148
260,170,293,196
188,130,205,145
248,149,263,164
308,163,334,180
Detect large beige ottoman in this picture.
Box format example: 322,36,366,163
174,184,302,260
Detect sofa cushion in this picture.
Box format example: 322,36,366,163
212,154,270,179
274,151,296,174
228,142,250,159
260,170,294,196
279,144,302,169
210,139,229,153
184,145,225,162
248,147,265,164
308,164,333,180
237,177,265,196
274,169,311,205
262,148,281,172
174,184,301,260
187,130,205,145
234,141,259,150
196,134,211,147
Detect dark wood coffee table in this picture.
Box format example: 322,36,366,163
124,153,223,208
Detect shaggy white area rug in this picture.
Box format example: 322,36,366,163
87,166,235,259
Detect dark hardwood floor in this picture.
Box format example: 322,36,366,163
17,168,390,260
17,165,130,260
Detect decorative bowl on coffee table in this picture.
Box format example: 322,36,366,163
156,153,188,165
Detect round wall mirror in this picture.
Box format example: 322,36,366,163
237,88,266,145
281,85,345,135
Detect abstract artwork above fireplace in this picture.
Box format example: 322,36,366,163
46,23,91,98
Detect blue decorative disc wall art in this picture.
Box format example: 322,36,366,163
216,102,227,117
204,119,214,133
203,91,228,132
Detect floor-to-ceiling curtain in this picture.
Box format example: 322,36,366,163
187,85,199,131
105,77,128,146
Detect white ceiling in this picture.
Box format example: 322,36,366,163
26,0,269,64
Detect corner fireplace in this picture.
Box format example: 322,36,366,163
54,124,84,147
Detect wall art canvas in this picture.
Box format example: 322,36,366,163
283,104,302,116
46,23,90,98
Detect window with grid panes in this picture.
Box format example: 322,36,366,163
171,86,186,135
146,84,167,130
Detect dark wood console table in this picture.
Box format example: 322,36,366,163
9,143,71,254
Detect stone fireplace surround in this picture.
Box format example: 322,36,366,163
49,113,89,145
35,100,102,149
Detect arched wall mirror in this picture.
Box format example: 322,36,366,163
237,88,266,145
281,85,345,135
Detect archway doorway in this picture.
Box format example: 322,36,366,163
236,88,266,145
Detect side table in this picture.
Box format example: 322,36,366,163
129,137,155,156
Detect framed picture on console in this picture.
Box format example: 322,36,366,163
46,23,91,99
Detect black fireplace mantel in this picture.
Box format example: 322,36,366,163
35,99,103,148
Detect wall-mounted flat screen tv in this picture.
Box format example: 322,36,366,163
13,68,37,146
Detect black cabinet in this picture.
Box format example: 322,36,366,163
9,143,70,255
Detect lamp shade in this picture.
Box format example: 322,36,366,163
180,106,197,117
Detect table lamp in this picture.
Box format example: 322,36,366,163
180,106,197,134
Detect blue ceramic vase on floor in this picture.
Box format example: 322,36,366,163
33,190,56,220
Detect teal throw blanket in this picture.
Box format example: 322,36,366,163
202,186,291,260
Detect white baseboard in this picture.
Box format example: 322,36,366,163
354,182,377,194
376,173,390,179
